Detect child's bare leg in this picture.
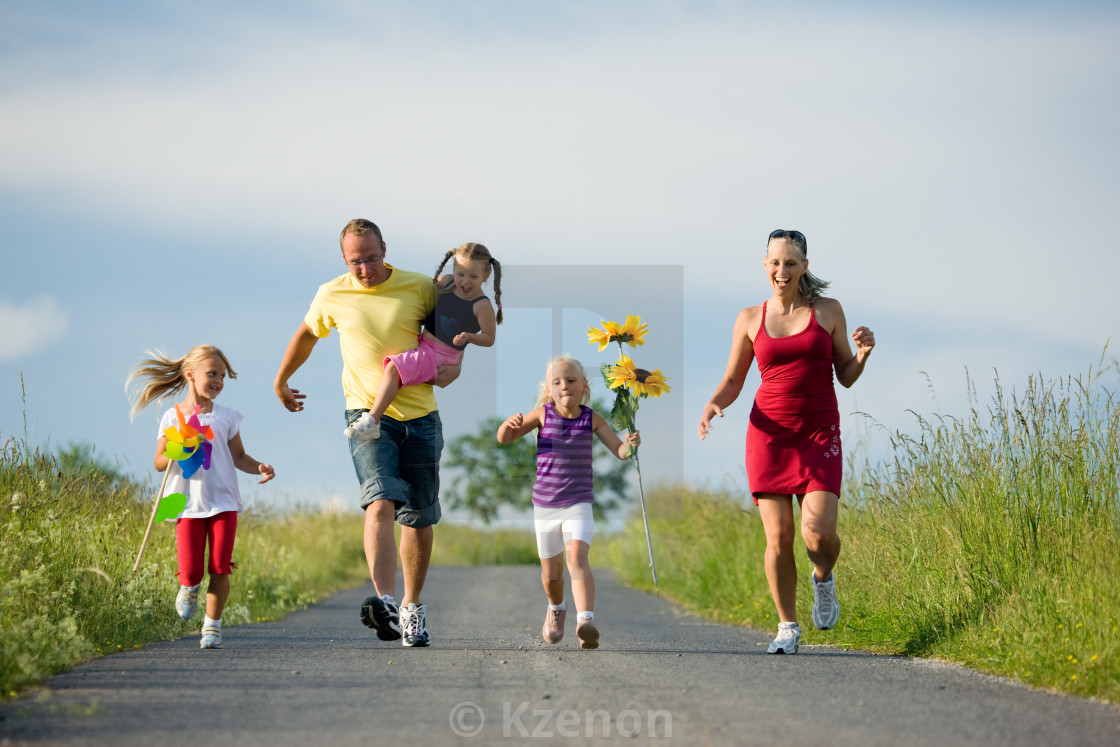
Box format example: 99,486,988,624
369,361,404,423
566,541,594,614
540,553,565,604
205,573,230,619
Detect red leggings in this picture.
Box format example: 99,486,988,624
176,511,238,586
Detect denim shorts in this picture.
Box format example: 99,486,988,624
345,409,443,528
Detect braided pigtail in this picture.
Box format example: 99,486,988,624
432,249,456,285
489,257,503,324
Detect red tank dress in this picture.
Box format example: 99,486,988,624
746,301,842,501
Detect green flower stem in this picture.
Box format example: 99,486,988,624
614,340,658,586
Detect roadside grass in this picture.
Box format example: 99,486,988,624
611,363,1120,703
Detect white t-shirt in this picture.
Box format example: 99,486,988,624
158,403,245,519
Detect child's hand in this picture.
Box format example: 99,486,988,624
257,464,275,484
453,332,469,347
503,413,524,431
627,430,641,448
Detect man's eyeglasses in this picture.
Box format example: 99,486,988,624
347,257,383,268
768,229,805,242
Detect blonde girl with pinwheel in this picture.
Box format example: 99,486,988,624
127,345,274,649
497,355,640,649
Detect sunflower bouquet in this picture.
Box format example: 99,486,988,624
587,314,670,584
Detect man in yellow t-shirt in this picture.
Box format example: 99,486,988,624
274,218,459,648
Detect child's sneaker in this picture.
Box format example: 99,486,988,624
175,583,200,620
360,594,401,641
400,603,430,647
810,570,840,630
200,624,222,649
767,623,801,654
344,412,381,441
576,619,599,649
542,606,566,644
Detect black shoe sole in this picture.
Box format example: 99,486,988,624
360,597,402,641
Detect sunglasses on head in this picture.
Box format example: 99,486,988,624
768,229,805,242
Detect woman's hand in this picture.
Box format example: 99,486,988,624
851,326,875,361
697,402,724,441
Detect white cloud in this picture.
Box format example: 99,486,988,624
0,295,69,363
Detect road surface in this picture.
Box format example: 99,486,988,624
2,566,1118,745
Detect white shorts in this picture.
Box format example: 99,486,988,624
533,502,594,558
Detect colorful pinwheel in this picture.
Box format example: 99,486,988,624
163,404,214,480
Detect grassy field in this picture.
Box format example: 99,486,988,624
612,363,1120,703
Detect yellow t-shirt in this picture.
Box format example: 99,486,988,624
304,265,437,419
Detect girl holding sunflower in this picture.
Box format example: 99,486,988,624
497,355,640,649
697,229,875,655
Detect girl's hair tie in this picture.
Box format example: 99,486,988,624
497,304,503,310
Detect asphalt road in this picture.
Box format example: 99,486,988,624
2,566,1118,746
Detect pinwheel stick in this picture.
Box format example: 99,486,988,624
631,450,659,588
131,463,174,576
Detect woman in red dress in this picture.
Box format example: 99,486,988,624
697,229,875,655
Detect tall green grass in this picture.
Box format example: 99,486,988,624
613,362,1120,702
0,438,539,697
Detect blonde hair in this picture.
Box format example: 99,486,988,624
126,345,237,420
535,355,591,407
433,242,504,324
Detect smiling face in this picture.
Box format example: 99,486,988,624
764,238,808,298
186,356,227,403
452,257,489,299
341,230,389,288
547,360,587,413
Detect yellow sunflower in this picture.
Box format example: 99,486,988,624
606,355,671,398
587,315,649,351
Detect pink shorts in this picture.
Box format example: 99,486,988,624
385,334,462,387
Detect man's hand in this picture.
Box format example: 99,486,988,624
275,382,307,412
432,361,462,388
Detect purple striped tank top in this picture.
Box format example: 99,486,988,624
532,403,595,508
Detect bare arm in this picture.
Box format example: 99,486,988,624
274,323,318,412
592,412,641,460
698,307,758,440
227,432,275,484
453,298,496,348
154,435,171,473
818,298,875,389
497,407,545,443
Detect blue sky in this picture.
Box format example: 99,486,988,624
2,1,1118,522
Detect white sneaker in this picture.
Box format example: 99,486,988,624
200,624,222,649
810,571,840,630
767,623,801,655
175,584,200,620
400,603,430,647
344,412,381,441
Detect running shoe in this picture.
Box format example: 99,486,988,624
200,624,222,649
175,583,200,621
576,619,599,650
767,623,801,655
810,571,840,630
400,603,430,647
542,606,566,644
360,594,402,641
